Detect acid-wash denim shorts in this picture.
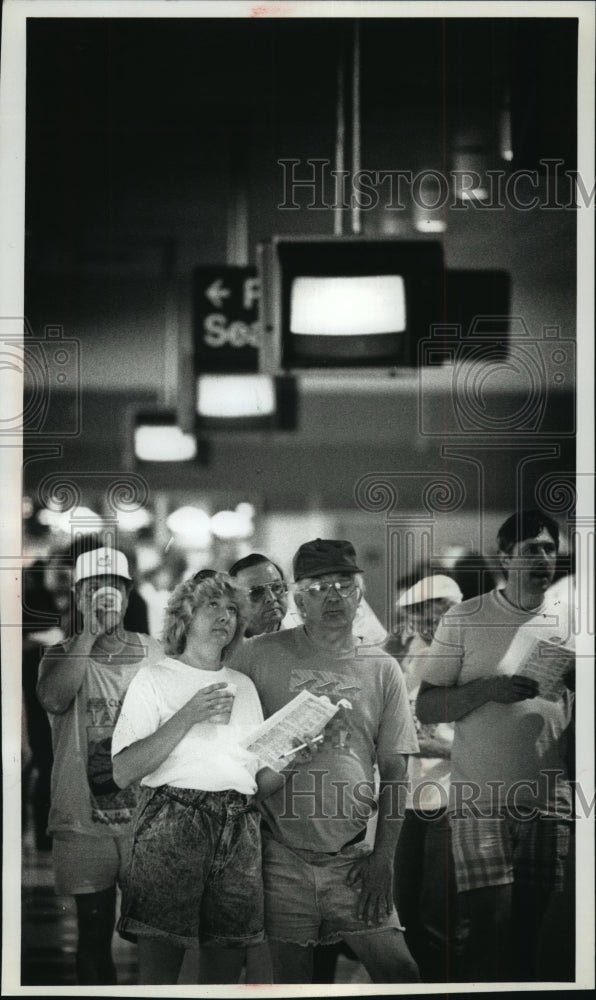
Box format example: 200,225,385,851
118,786,265,949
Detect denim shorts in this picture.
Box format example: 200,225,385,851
118,786,265,949
262,834,404,947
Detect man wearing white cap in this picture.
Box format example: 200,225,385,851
37,546,163,985
393,574,463,982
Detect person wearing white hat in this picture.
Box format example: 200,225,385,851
37,546,163,985
394,574,464,982
398,574,464,613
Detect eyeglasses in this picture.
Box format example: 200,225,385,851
301,579,359,598
247,581,288,604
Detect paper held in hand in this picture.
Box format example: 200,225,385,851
517,639,575,701
239,690,351,772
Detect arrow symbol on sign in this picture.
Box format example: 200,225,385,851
205,279,231,309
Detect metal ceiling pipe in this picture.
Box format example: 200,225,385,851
351,21,361,235
334,51,345,236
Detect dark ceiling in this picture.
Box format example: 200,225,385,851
25,16,578,248
20,15,578,514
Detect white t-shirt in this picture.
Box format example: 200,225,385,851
401,634,453,811
422,589,574,815
111,657,264,795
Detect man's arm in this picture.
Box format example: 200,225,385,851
416,675,539,724
37,634,95,714
347,753,410,925
37,590,105,714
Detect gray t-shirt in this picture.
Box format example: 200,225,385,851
41,633,163,837
233,626,418,855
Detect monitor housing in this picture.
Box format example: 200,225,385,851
258,237,446,374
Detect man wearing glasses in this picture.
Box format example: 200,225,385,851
229,554,289,638
233,538,420,985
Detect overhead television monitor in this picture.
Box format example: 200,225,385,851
258,237,445,372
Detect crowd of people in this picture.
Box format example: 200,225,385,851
23,507,576,985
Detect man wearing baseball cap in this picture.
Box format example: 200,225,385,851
393,574,464,982
233,538,420,985
37,546,163,985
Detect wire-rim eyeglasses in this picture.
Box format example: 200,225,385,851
247,581,289,604
300,579,360,599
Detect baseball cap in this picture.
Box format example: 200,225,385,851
398,574,463,608
74,547,132,584
293,539,362,582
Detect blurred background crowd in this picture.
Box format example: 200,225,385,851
21,494,574,854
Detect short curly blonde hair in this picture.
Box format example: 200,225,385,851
162,572,247,659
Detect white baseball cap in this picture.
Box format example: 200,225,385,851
398,574,463,608
74,547,132,584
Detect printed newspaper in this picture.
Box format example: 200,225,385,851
517,638,575,700
239,690,352,771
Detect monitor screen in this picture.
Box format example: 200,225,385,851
290,275,406,336
265,239,445,369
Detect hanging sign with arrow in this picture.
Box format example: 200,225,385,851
193,265,262,374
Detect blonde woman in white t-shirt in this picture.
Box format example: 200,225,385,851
112,572,287,985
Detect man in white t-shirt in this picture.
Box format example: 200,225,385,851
416,509,574,983
37,547,163,985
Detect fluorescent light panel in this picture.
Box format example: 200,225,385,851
135,424,197,462
414,218,447,233
196,375,276,418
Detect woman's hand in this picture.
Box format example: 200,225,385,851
114,682,235,788
182,682,235,726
